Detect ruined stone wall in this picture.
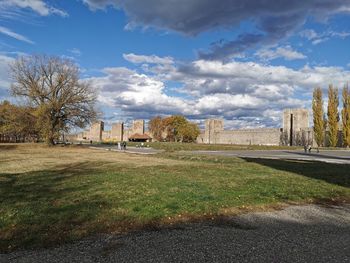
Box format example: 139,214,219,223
89,121,104,142
281,128,314,146
283,108,309,131
102,130,111,140
111,123,124,141
214,128,282,145
132,120,145,134
204,119,224,144
123,129,132,141
197,109,313,145
283,109,309,145
196,131,206,144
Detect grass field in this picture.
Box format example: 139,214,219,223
0,144,349,252
102,141,302,151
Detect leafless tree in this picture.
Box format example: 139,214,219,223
10,55,97,145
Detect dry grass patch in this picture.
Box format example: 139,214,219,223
0,144,185,174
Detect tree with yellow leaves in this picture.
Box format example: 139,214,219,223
312,87,325,148
342,84,350,147
327,85,339,147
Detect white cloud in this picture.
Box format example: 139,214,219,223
300,29,350,45
329,31,350,38
87,55,350,128
312,38,329,45
86,67,190,119
0,54,15,100
256,46,306,61
0,0,68,17
68,48,82,57
123,53,174,65
0,26,34,44
299,29,318,40
172,60,350,97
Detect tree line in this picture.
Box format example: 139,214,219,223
312,85,350,148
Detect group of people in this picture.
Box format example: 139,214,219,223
304,145,320,153
117,141,127,150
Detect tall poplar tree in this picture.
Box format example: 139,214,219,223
327,85,339,147
312,87,324,148
342,84,350,147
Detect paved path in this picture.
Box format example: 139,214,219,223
1,204,350,263
192,149,350,164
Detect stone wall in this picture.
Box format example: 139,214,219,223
102,130,111,140
204,119,224,144
89,122,104,142
283,109,309,145
132,120,145,134
68,108,325,146
214,128,282,145
198,108,311,146
111,123,124,141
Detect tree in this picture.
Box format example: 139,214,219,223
327,85,339,147
148,116,164,141
0,101,39,142
10,55,97,145
150,115,200,143
312,87,325,147
163,115,188,142
342,84,350,147
177,122,200,143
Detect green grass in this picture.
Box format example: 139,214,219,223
0,144,349,252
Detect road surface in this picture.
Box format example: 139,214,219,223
2,204,349,263
192,149,350,164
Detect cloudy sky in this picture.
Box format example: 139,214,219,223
1,0,350,129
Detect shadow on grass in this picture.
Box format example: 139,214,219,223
242,158,350,188
0,162,113,252
0,145,18,151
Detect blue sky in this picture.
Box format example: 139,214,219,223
1,0,350,129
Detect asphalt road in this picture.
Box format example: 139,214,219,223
2,204,350,263
192,149,350,164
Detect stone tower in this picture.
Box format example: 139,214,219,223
283,109,309,146
89,121,104,142
111,122,124,141
204,119,224,144
132,120,145,134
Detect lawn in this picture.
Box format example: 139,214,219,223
103,141,302,151
0,144,349,252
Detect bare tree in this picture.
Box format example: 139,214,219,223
10,55,97,145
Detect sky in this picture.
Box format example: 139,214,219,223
1,0,350,130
